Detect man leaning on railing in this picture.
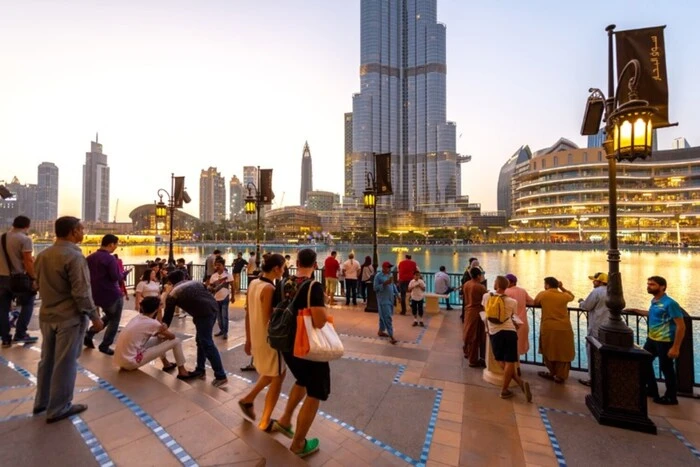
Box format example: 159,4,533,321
627,276,685,406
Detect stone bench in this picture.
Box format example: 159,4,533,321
424,293,450,314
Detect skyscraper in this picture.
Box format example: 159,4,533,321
229,175,244,219
37,162,58,221
344,113,353,199
349,0,464,211
300,141,313,206
6,176,37,221
243,166,259,188
199,167,226,222
82,135,110,222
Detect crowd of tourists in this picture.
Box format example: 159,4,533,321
0,214,688,456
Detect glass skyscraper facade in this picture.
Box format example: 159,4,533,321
37,162,59,221
300,141,313,206
82,137,110,222
350,0,461,210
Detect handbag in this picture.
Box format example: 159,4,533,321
1,234,34,295
293,281,344,362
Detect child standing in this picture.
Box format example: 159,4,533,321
408,271,426,327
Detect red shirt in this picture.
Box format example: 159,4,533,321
324,256,340,279
398,259,418,282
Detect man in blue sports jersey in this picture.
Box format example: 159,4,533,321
631,276,685,405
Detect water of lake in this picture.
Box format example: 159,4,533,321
63,243,698,315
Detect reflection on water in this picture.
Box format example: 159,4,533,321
36,244,698,315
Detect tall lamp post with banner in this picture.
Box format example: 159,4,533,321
244,166,274,271
580,24,675,434
363,152,392,313
155,174,191,267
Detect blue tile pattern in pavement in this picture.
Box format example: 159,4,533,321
72,416,115,467
538,406,568,466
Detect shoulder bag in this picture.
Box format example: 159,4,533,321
1,234,34,295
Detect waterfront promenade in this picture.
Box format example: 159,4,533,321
1,295,699,466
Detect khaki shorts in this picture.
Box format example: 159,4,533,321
325,278,338,297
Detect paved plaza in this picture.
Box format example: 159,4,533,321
1,294,699,466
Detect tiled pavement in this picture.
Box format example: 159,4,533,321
1,293,699,466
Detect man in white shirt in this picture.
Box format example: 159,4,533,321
208,256,233,339
341,253,361,306
434,266,455,310
408,271,426,327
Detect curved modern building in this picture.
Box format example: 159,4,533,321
500,139,700,243
497,145,531,219
129,204,200,238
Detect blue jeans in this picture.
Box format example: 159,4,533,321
378,302,394,337
86,296,123,349
193,313,226,379
0,276,36,342
216,298,229,335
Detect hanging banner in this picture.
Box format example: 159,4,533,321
259,169,274,204
173,176,186,208
615,25,671,128
374,152,392,196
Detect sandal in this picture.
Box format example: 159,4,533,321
238,400,256,421
537,371,554,380
162,363,177,372
293,438,320,458
553,376,565,384
272,420,295,439
500,390,514,399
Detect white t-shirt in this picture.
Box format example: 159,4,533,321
342,259,361,280
209,271,233,301
408,279,426,301
481,292,518,335
114,314,162,368
136,280,161,298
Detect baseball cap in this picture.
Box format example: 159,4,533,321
382,261,393,268
505,274,517,283
588,272,608,283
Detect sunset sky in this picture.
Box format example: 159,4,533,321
1,0,698,220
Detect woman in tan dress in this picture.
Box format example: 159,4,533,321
534,277,575,383
238,254,291,435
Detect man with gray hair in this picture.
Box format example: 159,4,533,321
33,216,104,423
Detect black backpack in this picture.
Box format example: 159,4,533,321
268,277,313,352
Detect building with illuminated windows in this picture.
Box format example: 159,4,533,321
498,138,700,243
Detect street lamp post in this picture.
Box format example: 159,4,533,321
581,24,659,434
155,175,176,266
244,166,263,270
363,171,379,312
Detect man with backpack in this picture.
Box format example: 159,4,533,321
273,248,329,458
482,276,532,402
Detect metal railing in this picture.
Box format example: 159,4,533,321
521,305,699,390
124,263,698,388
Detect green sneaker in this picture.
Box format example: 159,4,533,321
271,420,294,439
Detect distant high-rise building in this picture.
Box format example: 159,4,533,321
300,141,313,206
82,135,110,222
199,167,226,222
350,0,464,211
497,145,531,219
37,162,58,221
344,113,353,199
306,191,339,211
243,166,259,188
6,176,37,221
672,137,691,149
587,128,605,148
229,175,244,219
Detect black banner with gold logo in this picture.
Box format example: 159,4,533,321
374,152,392,196
259,169,274,204
615,26,671,128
